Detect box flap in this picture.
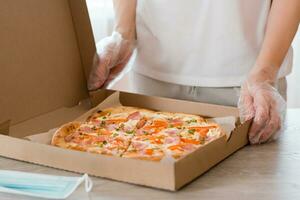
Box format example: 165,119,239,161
0,120,11,136
0,0,94,126
10,99,91,138
119,92,239,117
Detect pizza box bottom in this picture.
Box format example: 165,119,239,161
0,91,251,191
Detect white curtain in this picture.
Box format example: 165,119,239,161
86,0,114,43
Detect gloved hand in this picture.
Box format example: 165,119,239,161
238,75,286,145
88,31,135,91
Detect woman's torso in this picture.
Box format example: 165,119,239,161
133,0,293,87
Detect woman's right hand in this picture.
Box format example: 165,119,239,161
87,31,135,91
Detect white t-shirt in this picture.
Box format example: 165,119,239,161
132,0,293,87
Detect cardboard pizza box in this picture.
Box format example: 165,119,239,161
0,0,251,191
0,91,251,191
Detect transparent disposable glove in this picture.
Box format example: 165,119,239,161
238,79,286,145
88,31,135,91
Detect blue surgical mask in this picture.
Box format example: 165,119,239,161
0,170,93,199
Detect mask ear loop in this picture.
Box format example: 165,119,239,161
83,174,93,192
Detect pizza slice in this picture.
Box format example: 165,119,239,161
51,121,131,156
163,118,223,159
121,134,165,161
52,107,154,156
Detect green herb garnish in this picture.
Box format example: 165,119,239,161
187,119,197,124
126,130,135,134
112,133,119,137
188,129,195,134
143,131,149,135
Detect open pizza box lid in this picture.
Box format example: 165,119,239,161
0,0,97,133
0,0,251,191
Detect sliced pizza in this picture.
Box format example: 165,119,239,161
51,106,225,161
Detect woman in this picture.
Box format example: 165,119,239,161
88,0,300,144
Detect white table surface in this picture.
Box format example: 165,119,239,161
0,109,299,200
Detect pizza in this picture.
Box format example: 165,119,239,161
51,106,224,161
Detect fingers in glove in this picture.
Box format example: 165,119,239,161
115,40,135,66
104,51,133,85
88,55,110,90
249,94,270,144
258,100,281,144
110,52,132,76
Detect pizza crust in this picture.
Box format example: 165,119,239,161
51,122,81,148
86,106,156,122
